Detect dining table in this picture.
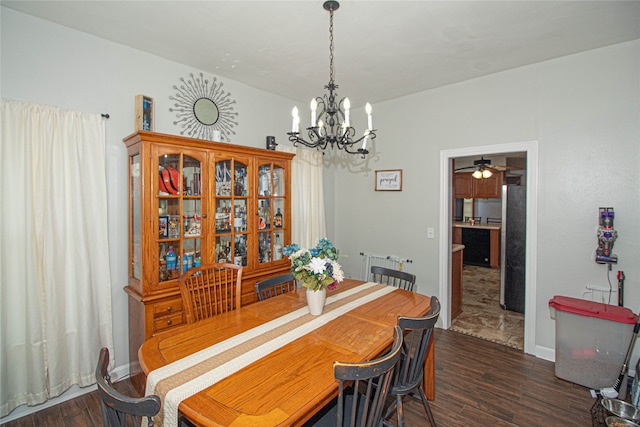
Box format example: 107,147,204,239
138,279,436,427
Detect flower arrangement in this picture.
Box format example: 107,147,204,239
283,238,345,291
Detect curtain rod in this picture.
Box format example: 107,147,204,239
101,113,110,119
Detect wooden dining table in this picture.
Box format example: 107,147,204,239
138,279,436,427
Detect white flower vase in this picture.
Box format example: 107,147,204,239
306,288,327,316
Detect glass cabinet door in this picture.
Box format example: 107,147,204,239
157,152,203,284
131,154,141,280
214,157,248,265
257,162,286,266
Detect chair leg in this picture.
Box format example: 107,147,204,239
417,385,437,427
395,394,405,427
382,396,397,427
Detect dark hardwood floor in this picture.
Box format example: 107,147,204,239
1,329,595,427
422,329,594,426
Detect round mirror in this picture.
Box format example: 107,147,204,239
193,98,219,125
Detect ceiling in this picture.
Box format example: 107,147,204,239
3,1,640,107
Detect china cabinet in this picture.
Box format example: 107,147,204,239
123,131,293,390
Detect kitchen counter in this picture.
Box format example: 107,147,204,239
453,221,501,230
452,243,465,253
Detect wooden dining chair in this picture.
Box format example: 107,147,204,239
370,266,416,291
383,296,441,427
95,347,161,427
179,263,243,323
255,272,297,301
305,326,403,427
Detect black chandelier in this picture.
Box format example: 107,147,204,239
287,0,376,159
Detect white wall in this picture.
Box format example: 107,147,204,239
328,40,640,353
1,7,296,382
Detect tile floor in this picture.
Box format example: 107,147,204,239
450,265,525,350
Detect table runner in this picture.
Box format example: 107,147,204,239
145,282,396,427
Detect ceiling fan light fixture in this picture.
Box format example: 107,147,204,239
472,169,483,179
482,169,493,179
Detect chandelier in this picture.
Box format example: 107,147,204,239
287,0,376,159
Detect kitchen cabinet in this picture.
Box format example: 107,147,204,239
473,171,504,198
451,244,464,320
454,172,504,199
452,227,462,245
454,173,473,199
123,130,294,391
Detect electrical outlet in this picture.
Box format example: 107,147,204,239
427,227,435,239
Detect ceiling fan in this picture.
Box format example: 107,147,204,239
454,156,514,179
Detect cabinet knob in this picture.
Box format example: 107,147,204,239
167,306,172,312
167,319,172,325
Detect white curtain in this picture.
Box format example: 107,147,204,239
0,99,114,417
277,146,326,249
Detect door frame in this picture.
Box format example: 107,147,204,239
439,141,539,355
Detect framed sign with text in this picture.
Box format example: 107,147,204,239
375,170,402,191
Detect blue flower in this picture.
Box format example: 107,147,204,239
283,243,299,256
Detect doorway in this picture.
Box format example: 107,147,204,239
450,153,526,350
438,141,539,355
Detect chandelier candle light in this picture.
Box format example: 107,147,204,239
287,1,376,159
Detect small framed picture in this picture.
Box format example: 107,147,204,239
375,170,403,191
135,94,154,132
159,215,168,238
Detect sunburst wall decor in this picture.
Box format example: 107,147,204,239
169,72,239,141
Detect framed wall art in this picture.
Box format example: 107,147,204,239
135,94,154,131
169,72,239,142
375,170,402,191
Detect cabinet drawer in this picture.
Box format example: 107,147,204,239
153,311,184,332
152,297,183,317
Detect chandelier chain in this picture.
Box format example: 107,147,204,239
329,8,335,84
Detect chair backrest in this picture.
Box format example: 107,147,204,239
333,326,403,427
95,347,160,427
370,266,416,291
255,273,297,301
179,263,243,323
392,296,441,395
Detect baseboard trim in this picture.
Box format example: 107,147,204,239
535,344,555,362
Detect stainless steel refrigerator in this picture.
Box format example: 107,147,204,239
500,184,526,313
